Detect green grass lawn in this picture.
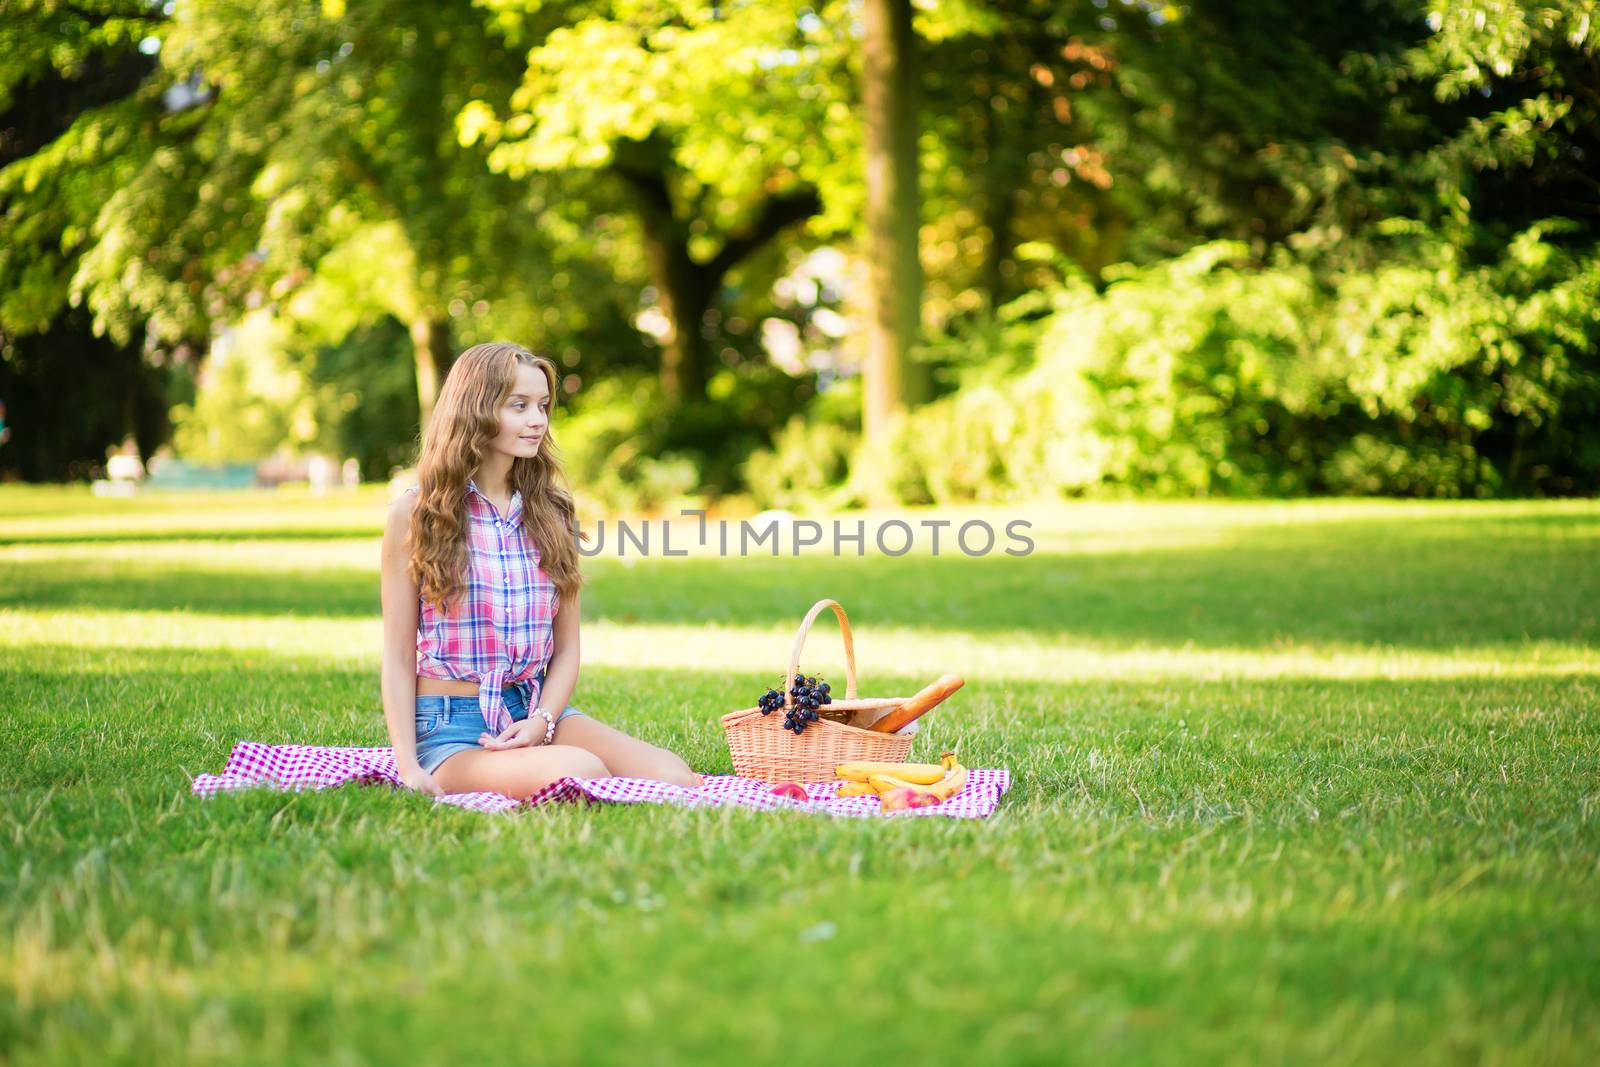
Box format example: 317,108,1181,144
2,486,1597,1065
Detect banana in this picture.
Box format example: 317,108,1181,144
835,781,877,797
866,752,968,801
869,765,968,800
834,757,949,784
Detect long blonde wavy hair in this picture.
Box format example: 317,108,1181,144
407,342,585,615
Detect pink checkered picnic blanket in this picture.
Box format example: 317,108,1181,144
190,742,1012,818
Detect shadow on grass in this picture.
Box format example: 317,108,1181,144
5,646,1596,817
0,561,381,617
5,508,1596,648
4,496,1597,540
0,527,385,547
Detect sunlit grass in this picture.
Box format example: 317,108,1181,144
2,488,1597,1065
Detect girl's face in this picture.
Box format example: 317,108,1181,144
488,363,550,459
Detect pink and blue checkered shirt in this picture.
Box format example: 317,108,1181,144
412,480,561,735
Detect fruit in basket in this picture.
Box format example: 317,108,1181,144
757,687,784,713
755,669,834,735
781,709,813,733
782,672,832,734
770,782,808,800
835,759,949,785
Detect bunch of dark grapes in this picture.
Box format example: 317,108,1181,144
755,672,834,733
782,672,833,734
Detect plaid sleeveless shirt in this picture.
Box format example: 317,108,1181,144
411,480,561,735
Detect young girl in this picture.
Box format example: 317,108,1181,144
379,342,703,798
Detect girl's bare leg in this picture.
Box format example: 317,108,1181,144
552,716,702,788
434,745,610,799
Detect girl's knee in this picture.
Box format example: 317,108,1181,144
647,748,701,789
551,746,609,780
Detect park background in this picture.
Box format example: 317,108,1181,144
4,0,1599,503
3,2,1599,1065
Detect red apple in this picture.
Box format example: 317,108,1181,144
881,788,940,811
770,782,808,800
880,787,914,811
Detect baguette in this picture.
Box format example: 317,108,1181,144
867,674,964,733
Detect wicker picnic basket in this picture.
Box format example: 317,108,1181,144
720,598,920,784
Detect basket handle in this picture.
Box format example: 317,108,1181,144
784,598,860,708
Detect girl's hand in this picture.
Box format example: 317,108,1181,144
399,761,444,797
478,718,547,750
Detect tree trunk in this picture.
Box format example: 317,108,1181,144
637,212,713,404
612,146,820,404
1084,212,1130,286
410,314,453,429
977,66,1015,314
981,180,1017,312
863,0,927,443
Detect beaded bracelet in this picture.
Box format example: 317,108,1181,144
532,706,557,746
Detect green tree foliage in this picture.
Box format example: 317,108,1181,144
0,1,187,478
918,1,1124,313
171,310,424,478
301,316,424,481
5,0,1596,495
86,0,633,423
3,0,636,438
466,0,856,402
868,0,1600,501
1034,228,1598,497
0,308,175,481
0,1,165,335
748,223,1598,505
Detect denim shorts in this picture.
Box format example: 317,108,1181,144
413,670,587,774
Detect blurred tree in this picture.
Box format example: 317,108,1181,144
1099,2,1449,266
465,0,861,403
1073,0,1600,265
0,0,190,478
860,0,925,443
7,0,1593,494
922,3,1109,310
1393,2,1600,251
73,0,637,428
168,309,308,463
0,1,161,335
0,307,173,481
916,1,1121,357
901,0,1600,499
301,315,423,481
1103,0,1600,493
1,0,636,439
